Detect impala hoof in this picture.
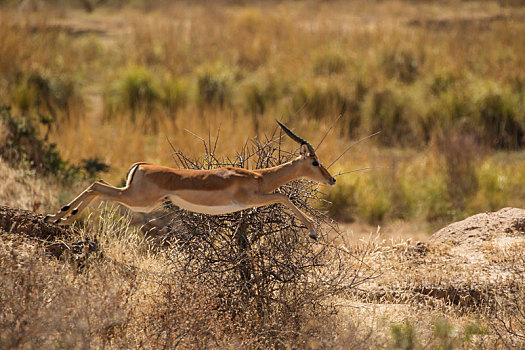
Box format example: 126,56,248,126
309,230,318,240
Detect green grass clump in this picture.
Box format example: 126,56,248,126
325,176,358,222
12,72,80,124
163,77,189,115
381,48,421,84
363,88,414,146
115,65,163,117
292,80,350,120
398,156,452,222
354,175,392,224
389,319,488,350
477,89,524,149
468,154,525,213
242,78,283,117
196,63,238,111
391,321,417,350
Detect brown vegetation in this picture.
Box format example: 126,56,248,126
3,183,525,348
0,138,375,348
2,0,525,348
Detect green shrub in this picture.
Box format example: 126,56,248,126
244,82,267,117
12,72,79,122
443,90,473,125
242,78,283,131
391,321,417,350
196,64,236,110
13,81,33,112
432,318,488,350
243,80,281,116
242,81,276,132
477,90,524,149
0,106,107,180
436,131,480,213
364,88,418,146
429,72,458,96
382,48,420,84
399,154,453,222
292,81,350,119
81,157,110,178
339,174,393,224
432,318,456,350
389,318,487,350
428,80,525,150
116,65,163,119
325,176,358,222
163,78,189,114
0,106,75,177
470,160,509,212
358,181,391,224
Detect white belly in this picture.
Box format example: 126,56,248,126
168,195,250,215
125,203,161,213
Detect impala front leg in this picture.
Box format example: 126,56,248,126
251,193,318,239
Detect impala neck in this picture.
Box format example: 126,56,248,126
257,158,304,193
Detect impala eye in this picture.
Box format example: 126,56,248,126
312,160,319,167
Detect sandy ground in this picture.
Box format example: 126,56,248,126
340,220,433,245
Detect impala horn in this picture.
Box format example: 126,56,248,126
277,121,316,155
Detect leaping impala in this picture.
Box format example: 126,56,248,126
45,121,336,239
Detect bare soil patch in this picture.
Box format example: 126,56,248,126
0,205,100,263
351,208,525,309
0,205,69,239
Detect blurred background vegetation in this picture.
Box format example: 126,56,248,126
1,0,525,231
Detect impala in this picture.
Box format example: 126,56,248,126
45,121,336,239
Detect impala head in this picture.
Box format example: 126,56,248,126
277,121,336,186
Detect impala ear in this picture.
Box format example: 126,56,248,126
300,144,311,156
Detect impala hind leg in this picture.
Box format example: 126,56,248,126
252,193,318,239
58,195,98,225
60,180,120,224
45,180,125,225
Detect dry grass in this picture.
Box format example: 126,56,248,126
2,167,525,348
4,202,523,349
2,0,525,348
0,137,378,348
0,160,55,212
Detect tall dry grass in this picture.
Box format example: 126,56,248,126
0,134,379,349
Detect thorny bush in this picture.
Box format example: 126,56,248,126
142,129,375,348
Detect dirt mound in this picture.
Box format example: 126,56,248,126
0,205,70,239
357,208,525,308
426,207,525,287
430,207,525,246
427,207,525,287
0,205,100,263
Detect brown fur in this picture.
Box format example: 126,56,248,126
134,164,262,192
